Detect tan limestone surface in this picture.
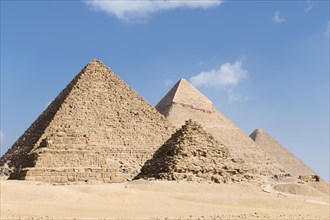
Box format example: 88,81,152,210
137,120,255,183
250,128,316,178
156,79,284,176
0,60,175,183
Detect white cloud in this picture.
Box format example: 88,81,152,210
272,10,286,24
305,0,313,12
325,20,330,37
228,93,245,102
84,0,223,22
189,59,248,88
0,130,4,143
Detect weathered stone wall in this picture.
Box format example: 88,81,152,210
136,120,256,183
2,60,175,183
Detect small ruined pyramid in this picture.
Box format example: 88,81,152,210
0,59,175,183
250,129,317,180
156,79,284,176
136,120,255,183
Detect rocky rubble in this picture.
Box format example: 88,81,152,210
136,120,256,183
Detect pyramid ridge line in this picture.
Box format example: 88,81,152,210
171,79,182,106
0,67,86,168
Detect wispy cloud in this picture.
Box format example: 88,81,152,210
84,0,223,22
164,79,174,87
305,0,313,12
189,59,248,88
325,20,330,37
228,93,248,102
272,10,286,24
0,130,4,144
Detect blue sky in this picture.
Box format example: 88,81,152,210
1,1,329,179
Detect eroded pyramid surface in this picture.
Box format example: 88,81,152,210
0,60,175,183
136,120,255,183
156,79,284,176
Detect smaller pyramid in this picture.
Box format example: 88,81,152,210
136,120,255,183
250,129,316,178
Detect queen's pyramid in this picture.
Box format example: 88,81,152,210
156,79,284,176
136,120,255,183
249,129,317,179
0,59,175,183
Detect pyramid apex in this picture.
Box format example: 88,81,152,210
85,59,106,68
156,78,214,114
81,59,113,74
178,78,188,82
255,128,265,134
88,58,103,65
249,128,266,141
177,78,191,85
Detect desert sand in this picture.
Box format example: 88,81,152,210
1,179,329,220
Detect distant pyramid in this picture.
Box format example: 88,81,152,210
156,79,284,176
249,129,316,178
0,60,175,183
136,120,255,183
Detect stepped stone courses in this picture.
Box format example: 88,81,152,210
156,79,285,176
0,59,175,183
0,61,321,185
249,129,316,178
136,120,256,183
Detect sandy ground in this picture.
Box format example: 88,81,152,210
1,179,329,220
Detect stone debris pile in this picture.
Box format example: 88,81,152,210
136,120,255,183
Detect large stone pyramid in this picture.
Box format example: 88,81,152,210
249,129,316,179
136,120,255,183
0,60,175,183
156,79,284,176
